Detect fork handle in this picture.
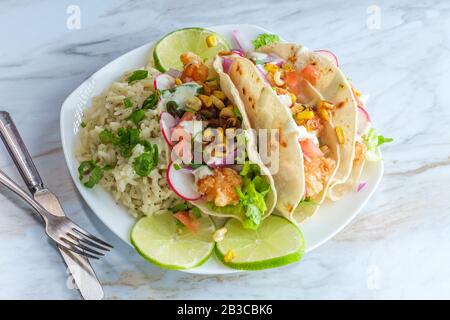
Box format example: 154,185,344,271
0,168,48,223
0,111,45,194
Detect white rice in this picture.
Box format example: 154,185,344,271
75,68,181,217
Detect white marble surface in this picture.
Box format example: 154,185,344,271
0,0,449,299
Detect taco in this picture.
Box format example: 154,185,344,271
159,52,277,230
215,42,362,222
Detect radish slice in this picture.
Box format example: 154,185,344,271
154,74,175,90
314,50,339,67
166,161,201,201
160,112,178,146
357,106,371,136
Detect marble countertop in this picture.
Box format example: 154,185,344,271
1,0,449,299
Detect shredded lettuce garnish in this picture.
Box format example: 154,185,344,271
205,162,271,230
252,33,280,50
237,162,271,230
363,128,393,161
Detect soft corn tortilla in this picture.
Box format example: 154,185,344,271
219,49,346,223
188,58,277,222
258,43,358,200
216,56,305,218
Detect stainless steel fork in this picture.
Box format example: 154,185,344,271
0,168,112,259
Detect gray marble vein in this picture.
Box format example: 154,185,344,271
0,0,449,299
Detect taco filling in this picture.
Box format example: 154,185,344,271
160,52,274,229
247,54,337,201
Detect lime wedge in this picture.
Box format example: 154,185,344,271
131,212,215,270
216,216,304,270
153,27,230,72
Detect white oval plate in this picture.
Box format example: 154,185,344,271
61,24,383,274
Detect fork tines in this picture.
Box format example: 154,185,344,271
60,228,113,260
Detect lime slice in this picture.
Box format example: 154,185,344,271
131,212,215,270
216,216,304,270
153,27,230,72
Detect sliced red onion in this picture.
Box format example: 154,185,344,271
356,181,367,192
165,68,182,79
222,57,233,73
271,58,286,66
255,64,271,85
231,29,251,53
314,50,339,67
231,49,244,57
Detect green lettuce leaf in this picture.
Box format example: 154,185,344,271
363,128,393,161
252,33,280,49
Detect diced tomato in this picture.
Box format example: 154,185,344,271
300,139,324,158
300,64,320,86
285,68,319,104
174,211,200,234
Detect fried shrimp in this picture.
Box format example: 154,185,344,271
197,167,242,207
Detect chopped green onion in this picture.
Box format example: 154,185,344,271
142,91,159,109
80,122,87,128
133,144,158,177
168,202,189,213
123,98,133,109
117,128,140,158
192,207,202,218
78,160,103,188
128,70,148,84
127,109,146,124
99,130,115,144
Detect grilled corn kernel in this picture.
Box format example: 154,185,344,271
273,70,284,86
211,94,225,109
219,106,235,118
335,126,345,144
318,108,330,121
213,143,227,157
264,63,278,73
291,104,306,115
186,96,202,111
213,227,228,242
224,249,236,263
318,100,335,110
198,94,213,107
296,111,315,121
212,90,226,101
175,78,183,85
206,35,218,48
203,128,215,140
289,93,297,104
